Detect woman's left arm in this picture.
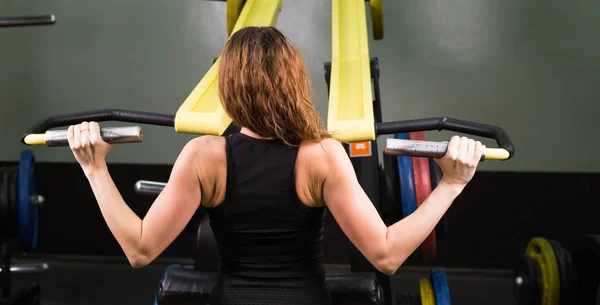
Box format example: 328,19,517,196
68,122,202,267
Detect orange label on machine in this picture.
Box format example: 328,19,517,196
350,141,372,158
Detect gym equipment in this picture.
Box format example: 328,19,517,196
23,126,142,147
328,0,514,159
324,9,512,292
226,0,245,36
135,180,166,196
514,253,539,305
22,110,169,146
385,137,509,161
573,235,600,305
378,118,514,160
418,278,435,305
409,132,436,263
328,0,376,143
22,0,281,144
367,0,383,40
514,237,583,305
395,133,417,220
0,15,55,28
155,265,384,305
17,150,39,253
431,268,451,305
0,151,47,305
526,237,560,305
393,267,452,305
550,240,576,305
381,153,400,225
0,150,44,252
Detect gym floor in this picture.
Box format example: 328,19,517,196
10,255,516,305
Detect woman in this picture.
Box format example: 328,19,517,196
67,26,483,305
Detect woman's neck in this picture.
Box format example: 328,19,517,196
240,127,275,140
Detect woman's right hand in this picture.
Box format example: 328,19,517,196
434,136,484,189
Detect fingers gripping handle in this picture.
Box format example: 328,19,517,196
23,126,143,147
384,139,510,161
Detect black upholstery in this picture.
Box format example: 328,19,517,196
155,265,384,305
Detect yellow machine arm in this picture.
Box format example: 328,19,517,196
327,0,376,143
174,0,283,135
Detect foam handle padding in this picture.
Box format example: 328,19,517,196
155,266,383,305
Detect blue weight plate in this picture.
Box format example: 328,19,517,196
18,150,38,252
394,133,419,261
431,267,451,305
394,133,417,219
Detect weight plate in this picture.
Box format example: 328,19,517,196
382,154,402,221
369,0,384,40
226,0,245,36
18,150,38,252
409,132,436,263
529,253,551,305
513,253,540,305
394,133,417,219
563,243,577,305
419,278,435,305
428,157,447,240
549,240,576,305
431,267,451,305
526,238,560,305
573,235,600,305
395,133,419,260
382,153,401,224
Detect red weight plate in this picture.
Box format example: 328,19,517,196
409,131,437,262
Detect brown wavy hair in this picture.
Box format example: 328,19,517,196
218,26,331,145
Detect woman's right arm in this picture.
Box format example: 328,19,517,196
321,136,482,275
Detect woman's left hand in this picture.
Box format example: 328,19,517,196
67,121,115,176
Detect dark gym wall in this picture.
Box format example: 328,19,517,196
1,0,599,172
1,0,599,270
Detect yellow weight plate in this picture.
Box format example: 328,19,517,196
530,253,550,305
227,0,245,36
526,238,560,305
419,278,436,305
369,0,383,40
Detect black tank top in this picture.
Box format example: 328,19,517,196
205,133,332,305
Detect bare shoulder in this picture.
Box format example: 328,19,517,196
186,135,227,206
296,138,347,207
187,135,226,155
185,135,227,175
297,137,347,168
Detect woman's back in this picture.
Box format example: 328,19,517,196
205,133,332,305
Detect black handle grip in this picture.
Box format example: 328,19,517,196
21,109,174,144
0,15,56,28
376,117,515,159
